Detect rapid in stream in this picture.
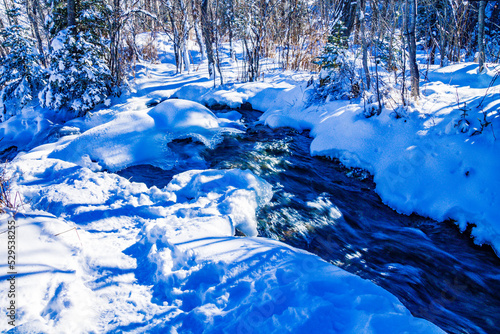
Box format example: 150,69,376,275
117,109,500,334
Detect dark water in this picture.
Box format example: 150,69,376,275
118,109,500,334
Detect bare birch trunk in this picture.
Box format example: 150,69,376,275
179,0,191,72
191,0,206,60
478,0,486,72
407,0,420,98
201,0,215,77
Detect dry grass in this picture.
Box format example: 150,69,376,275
0,163,21,214
141,36,159,63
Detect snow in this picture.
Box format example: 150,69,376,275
149,98,219,130
165,169,273,237
0,34,479,332
47,99,243,172
1,155,443,333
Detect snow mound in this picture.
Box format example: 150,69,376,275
148,98,219,130
263,111,314,132
48,99,242,171
173,83,212,104
173,81,295,111
166,169,273,237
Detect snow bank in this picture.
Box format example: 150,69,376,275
427,63,497,89
0,106,53,159
48,99,242,171
148,98,219,130
1,154,444,333
172,80,297,111
140,235,443,334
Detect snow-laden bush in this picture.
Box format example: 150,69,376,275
39,29,112,116
0,7,46,121
314,22,360,101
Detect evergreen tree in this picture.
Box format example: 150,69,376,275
40,0,114,116
0,5,46,120
484,1,500,63
315,21,359,100
316,21,348,71
46,0,110,44
39,29,112,116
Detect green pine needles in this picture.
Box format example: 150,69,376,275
316,22,349,71
314,21,359,100
0,6,46,120
39,30,112,116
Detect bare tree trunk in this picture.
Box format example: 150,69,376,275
359,0,371,90
182,43,190,72
478,0,486,71
401,33,407,106
26,0,46,66
168,11,182,73
191,0,206,60
253,39,260,81
68,0,76,32
386,0,397,73
406,0,419,98
226,0,235,59
109,0,122,87
179,0,190,72
0,18,6,58
228,24,234,59
342,0,358,37
429,42,436,65
375,39,382,115
439,27,446,67
213,0,223,85
284,2,293,70
243,37,256,81
32,0,51,52
3,0,14,26
145,0,152,30
201,0,214,77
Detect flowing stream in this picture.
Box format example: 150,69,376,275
118,109,500,334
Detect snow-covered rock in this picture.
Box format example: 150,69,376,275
148,99,219,130
47,99,242,171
